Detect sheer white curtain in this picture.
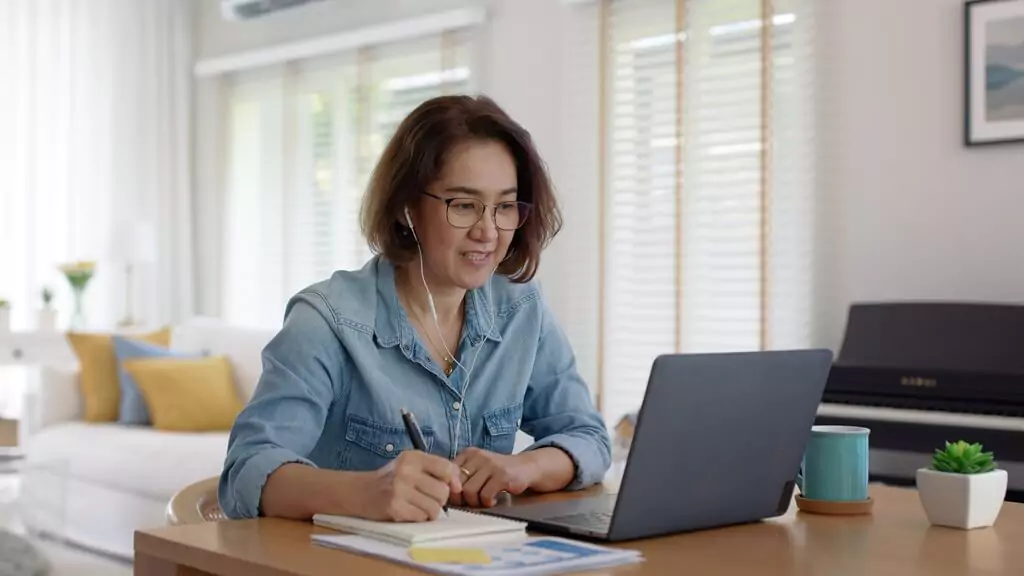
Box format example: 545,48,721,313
0,0,193,330
218,31,476,329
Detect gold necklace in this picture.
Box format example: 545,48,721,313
414,311,457,376
399,288,459,376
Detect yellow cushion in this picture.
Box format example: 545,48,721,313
67,328,171,422
123,356,243,432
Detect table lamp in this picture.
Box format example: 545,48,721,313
110,221,156,328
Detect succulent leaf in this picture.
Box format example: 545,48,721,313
930,440,996,474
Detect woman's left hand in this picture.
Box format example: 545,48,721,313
450,448,537,508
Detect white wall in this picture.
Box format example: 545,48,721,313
814,0,1024,351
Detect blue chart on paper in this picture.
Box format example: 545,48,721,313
470,537,629,571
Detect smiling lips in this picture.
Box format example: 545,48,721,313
462,250,493,266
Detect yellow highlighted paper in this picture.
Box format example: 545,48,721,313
408,547,492,564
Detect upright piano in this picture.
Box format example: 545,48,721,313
815,302,1024,502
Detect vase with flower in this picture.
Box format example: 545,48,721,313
59,261,96,329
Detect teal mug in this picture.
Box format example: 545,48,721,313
796,425,870,501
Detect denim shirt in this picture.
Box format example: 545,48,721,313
219,256,612,519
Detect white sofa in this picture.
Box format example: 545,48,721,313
22,319,276,560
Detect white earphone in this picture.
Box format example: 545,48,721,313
404,205,498,457
405,207,440,320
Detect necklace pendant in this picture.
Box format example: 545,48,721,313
444,363,454,376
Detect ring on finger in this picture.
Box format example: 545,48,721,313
460,467,473,478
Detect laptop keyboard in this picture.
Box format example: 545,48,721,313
545,511,613,532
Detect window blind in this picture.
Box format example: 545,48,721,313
601,0,816,424
220,30,475,328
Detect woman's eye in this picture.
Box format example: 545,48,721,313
497,202,517,212
452,202,477,211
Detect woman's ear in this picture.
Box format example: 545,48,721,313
401,206,422,244
393,207,411,230
404,206,414,230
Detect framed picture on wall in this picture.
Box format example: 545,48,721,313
965,0,1024,145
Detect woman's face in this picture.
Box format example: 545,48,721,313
410,139,518,291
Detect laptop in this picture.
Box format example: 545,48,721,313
478,349,834,541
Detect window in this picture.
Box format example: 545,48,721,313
601,0,817,424
220,31,475,328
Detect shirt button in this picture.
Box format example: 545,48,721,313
384,443,395,453
452,401,462,411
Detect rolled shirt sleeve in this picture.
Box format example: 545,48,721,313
520,295,612,490
218,292,345,519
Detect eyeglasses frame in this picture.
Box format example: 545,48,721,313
420,191,533,231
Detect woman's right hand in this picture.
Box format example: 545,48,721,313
360,451,463,522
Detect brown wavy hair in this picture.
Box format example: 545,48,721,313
360,94,562,283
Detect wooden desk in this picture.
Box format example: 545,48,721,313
135,484,1024,575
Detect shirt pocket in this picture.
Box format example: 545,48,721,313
341,414,435,471
482,402,523,454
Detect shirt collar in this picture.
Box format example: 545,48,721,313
464,279,503,346
373,257,405,349
374,257,503,349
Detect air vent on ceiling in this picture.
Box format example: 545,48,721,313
221,0,327,21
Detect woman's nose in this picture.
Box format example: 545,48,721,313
470,208,499,240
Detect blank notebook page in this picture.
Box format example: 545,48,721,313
312,509,527,546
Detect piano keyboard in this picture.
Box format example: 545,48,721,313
818,403,1024,432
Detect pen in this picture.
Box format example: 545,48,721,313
401,408,449,517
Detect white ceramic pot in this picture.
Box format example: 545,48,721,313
916,468,1008,529
36,308,57,332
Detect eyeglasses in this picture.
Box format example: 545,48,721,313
422,191,532,231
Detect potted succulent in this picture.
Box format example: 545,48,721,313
0,298,9,333
916,440,1007,529
37,287,57,331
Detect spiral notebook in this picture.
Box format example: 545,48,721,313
312,509,528,547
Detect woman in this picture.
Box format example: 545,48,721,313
219,94,611,522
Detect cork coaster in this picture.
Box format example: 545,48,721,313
795,495,873,515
